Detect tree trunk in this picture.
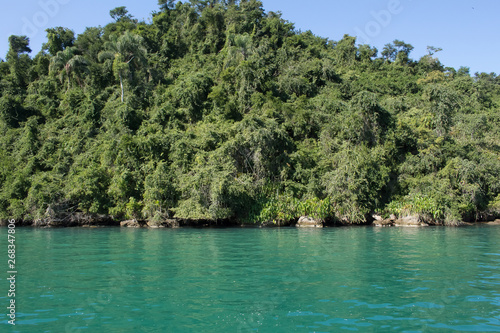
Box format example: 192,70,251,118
119,72,124,103
66,64,71,91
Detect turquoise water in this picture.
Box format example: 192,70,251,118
1,226,500,332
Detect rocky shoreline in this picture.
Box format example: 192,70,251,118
1,213,499,228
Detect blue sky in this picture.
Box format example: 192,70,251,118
1,0,498,74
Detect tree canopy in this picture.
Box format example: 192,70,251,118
1,0,499,225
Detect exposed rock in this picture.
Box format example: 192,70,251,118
165,219,181,228
396,215,419,224
486,219,500,225
373,214,396,227
146,219,181,228
68,213,117,226
25,212,119,227
394,215,429,227
374,219,395,227
31,218,58,227
120,219,146,228
259,221,281,228
452,221,473,226
146,220,162,228
374,214,431,227
48,219,69,227
296,216,323,228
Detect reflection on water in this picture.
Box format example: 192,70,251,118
0,226,499,332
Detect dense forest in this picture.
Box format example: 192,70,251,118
1,0,499,226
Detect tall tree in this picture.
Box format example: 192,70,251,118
43,27,75,56
158,0,176,11
49,47,89,89
393,39,414,64
6,35,31,56
224,33,254,67
382,40,413,63
110,6,133,22
98,32,148,102
381,43,397,61
5,35,32,87
334,34,357,66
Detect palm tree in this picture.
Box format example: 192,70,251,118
224,33,254,68
98,32,147,102
49,47,89,90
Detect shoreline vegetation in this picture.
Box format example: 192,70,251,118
1,1,500,228
2,218,500,228
1,213,500,228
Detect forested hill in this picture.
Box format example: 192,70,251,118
1,0,499,226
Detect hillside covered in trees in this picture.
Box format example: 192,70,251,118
1,0,499,226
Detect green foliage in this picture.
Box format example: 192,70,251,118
49,47,90,89
43,27,75,56
0,1,499,226
382,39,413,64
110,6,133,22
248,194,335,225
125,197,142,220
386,194,444,222
65,164,110,214
6,35,32,87
0,95,29,127
7,35,31,55
488,195,500,218
321,145,391,223
142,162,177,219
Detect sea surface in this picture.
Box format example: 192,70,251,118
1,225,500,332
